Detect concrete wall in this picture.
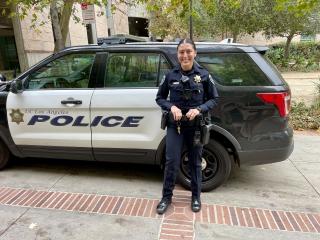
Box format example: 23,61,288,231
18,8,54,69
112,2,129,34
65,3,108,45
15,3,109,70
95,5,108,38
127,3,148,18
69,4,88,46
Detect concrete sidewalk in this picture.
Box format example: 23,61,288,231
0,132,319,240
281,72,320,104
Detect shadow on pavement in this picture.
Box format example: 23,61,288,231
9,157,163,183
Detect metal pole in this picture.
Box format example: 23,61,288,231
189,0,193,40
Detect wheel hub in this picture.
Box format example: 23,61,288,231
180,149,219,183
201,157,207,171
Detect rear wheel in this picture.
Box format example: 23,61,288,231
177,139,232,192
0,141,10,170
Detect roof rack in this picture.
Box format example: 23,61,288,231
219,38,234,44
98,34,147,45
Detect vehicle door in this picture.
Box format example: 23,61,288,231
90,51,171,163
6,52,96,160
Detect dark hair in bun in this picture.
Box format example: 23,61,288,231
177,38,196,51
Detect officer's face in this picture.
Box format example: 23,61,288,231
177,43,197,71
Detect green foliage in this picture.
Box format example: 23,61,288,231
275,0,319,15
264,1,319,39
266,42,320,72
204,0,268,41
144,0,271,41
143,0,319,43
263,0,320,60
289,101,320,130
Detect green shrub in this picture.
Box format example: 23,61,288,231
266,42,320,72
289,101,320,130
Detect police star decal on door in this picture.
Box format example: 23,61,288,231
9,109,24,125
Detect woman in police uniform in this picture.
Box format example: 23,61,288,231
155,38,218,214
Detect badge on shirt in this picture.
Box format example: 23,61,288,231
194,75,201,83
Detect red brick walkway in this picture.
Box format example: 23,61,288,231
0,186,319,240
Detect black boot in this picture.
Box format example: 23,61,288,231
156,198,171,214
191,197,201,212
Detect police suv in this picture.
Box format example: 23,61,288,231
0,38,293,191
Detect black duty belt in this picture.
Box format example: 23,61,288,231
167,114,197,127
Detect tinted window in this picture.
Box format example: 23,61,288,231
196,53,271,86
159,55,171,85
26,53,95,89
105,53,170,88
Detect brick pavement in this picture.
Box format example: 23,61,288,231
0,186,319,240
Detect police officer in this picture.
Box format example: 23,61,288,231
155,38,218,214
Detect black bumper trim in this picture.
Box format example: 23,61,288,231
238,140,294,166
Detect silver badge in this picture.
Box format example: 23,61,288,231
194,75,201,83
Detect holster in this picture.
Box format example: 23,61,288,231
200,124,211,145
160,111,169,130
196,113,212,146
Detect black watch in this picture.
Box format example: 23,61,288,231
196,107,202,113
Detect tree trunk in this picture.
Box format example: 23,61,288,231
284,33,294,61
60,0,74,48
50,0,64,52
232,32,237,43
50,0,74,52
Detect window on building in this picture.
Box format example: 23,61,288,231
128,17,148,37
105,53,170,88
26,53,95,89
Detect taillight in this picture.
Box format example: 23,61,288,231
256,92,291,117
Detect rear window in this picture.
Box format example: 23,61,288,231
196,53,272,86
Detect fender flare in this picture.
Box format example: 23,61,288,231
209,124,241,151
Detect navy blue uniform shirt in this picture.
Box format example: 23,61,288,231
156,63,219,113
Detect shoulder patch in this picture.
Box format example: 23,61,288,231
160,75,166,86
209,74,215,85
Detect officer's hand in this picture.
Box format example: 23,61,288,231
170,106,182,121
186,108,200,121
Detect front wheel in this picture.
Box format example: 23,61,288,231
177,140,232,192
0,141,10,170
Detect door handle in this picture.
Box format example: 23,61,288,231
61,99,82,105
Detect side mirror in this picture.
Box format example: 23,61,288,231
10,80,24,94
0,74,6,83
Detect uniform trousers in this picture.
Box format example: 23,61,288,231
162,126,203,200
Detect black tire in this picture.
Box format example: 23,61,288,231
177,139,232,192
0,141,10,170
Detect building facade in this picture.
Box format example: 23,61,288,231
0,1,148,79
